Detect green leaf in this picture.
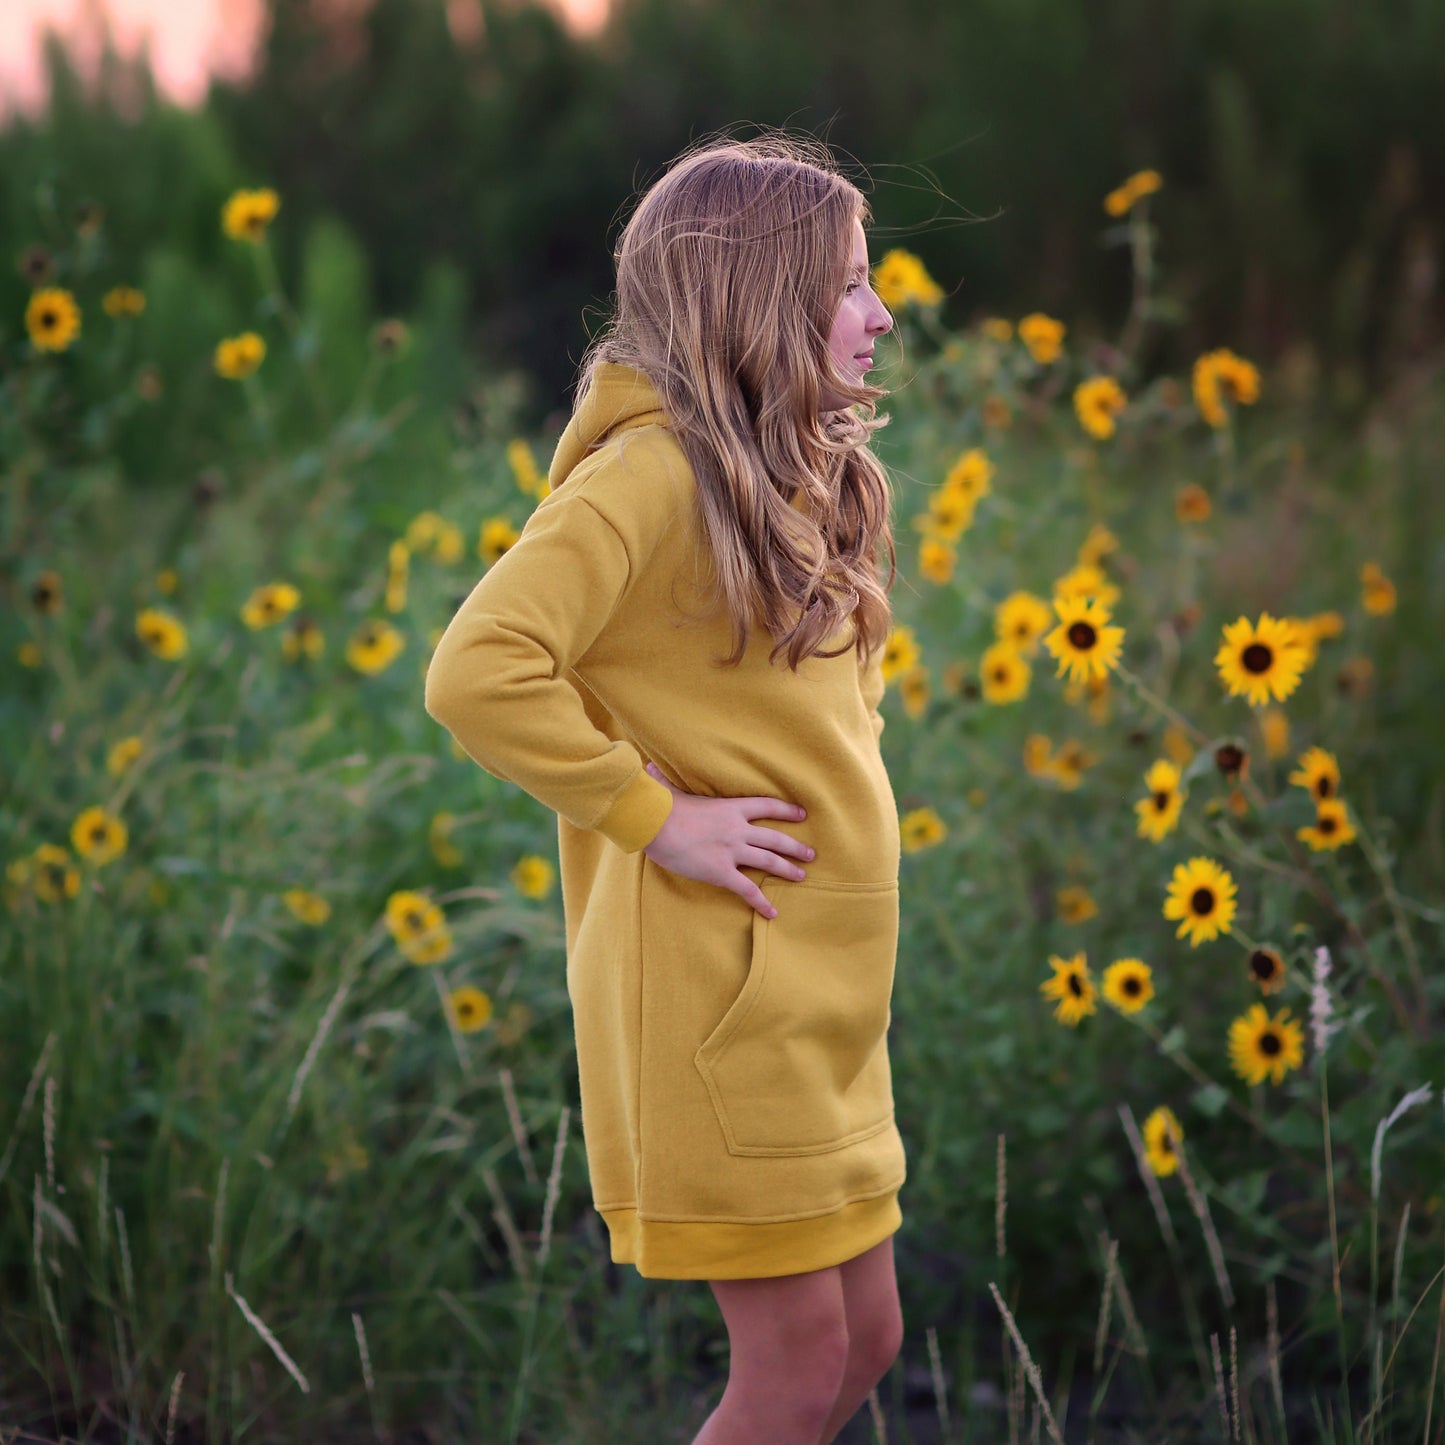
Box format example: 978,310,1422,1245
1192,1083,1229,1118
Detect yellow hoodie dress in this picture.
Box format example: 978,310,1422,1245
423,363,905,1280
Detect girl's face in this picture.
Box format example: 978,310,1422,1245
821,217,894,412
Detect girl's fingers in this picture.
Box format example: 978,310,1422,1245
741,796,807,822
737,845,807,882
746,825,814,862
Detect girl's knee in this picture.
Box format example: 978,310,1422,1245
850,1299,903,1387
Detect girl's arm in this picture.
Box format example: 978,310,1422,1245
859,639,886,743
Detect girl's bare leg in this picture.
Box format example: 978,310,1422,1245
818,1237,904,1444
692,1264,850,1445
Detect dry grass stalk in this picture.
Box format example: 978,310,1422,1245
1266,1280,1286,1428
1096,1233,1148,1360
988,1282,1066,1445
1211,1332,1230,1440
284,982,351,1127
225,1271,310,1394
498,1067,538,1185
482,1167,530,1285
1093,1236,1119,1375
1117,1104,1179,1250
926,1324,951,1437
1392,1203,1411,1344
0,1032,56,1189
352,1310,376,1400
1423,1243,1444,1445
867,1385,888,1442
165,1370,184,1445
996,1132,1007,1259
1229,1325,1240,1441
536,1105,570,1271
43,1076,56,1193
1173,1145,1235,1309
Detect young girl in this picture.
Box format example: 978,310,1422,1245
425,132,902,1445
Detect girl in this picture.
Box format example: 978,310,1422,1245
424,132,902,1445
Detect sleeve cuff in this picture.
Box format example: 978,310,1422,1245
595,768,674,853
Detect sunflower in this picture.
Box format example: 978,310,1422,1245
1039,952,1097,1027
1018,312,1066,366
1360,562,1396,617
1134,759,1186,842
281,616,325,662
102,286,146,318
1259,708,1291,760
1228,1004,1305,1086
1288,746,1340,803
31,844,81,904
880,625,921,684
1049,738,1098,791
385,541,409,614
1309,610,1345,641
1104,169,1163,217
916,488,977,544
30,570,63,615
918,538,956,585
240,581,301,629
979,643,1030,705
384,889,452,965
1023,734,1054,778
1163,856,1238,947
900,807,947,853
136,608,189,661
1056,885,1098,924
221,187,281,243
107,736,144,776
994,591,1052,654
448,985,494,1034
1141,1105,1183,1177
1193,348,1261,428
283,888,331,926
1103,958,1154,1014
70,807,127,866
1175,483,1212,523
430,812,463,868
1074,376,1128,440
479,517,521,565
214,332,266,379
944,448,994,504
511,854,555,900
1063,672,1112,724
871,249,943,309
507,438,542,495
1043,596,1125,685
26,287,81,352
1297,798,1357,852
346,620,405,676
1214,613,1308,707
1214,741,1249,783
1052,563,1121,610
1163,726,1195,769
1247,946,1287,995
1076,524,1120,570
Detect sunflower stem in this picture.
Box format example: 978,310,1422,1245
1112,663,1212,748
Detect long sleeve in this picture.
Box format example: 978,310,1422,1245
423,490,674,853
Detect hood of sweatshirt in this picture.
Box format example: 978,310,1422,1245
547,363,671,492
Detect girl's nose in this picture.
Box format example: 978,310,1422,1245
870,301,894,336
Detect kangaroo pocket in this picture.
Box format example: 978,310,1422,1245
694,877,899,1158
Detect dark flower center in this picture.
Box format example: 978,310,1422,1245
1260,1031,1282,1056
1122,977,1142,996
1250,951,1279,980
1066,974,1083,997
1319,815,1338,834
403,908,423,930
40,309,57,328
1068,621,1097,650
89,824,106,843
1190,887,1215,916
1215,744,1246,777
1242,642,1273,673
1316,777,1333,798
992,666,1008,683
1152,791,1170,811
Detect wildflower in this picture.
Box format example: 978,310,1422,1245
507,439,542,496
1023,734,1054,778
156,569,179,595
26,287,81,352
1052,563,1121,609
32,844,81,904
1193,348,1261,428
30,571,63,615
1259,708,1291,760
1043,596,1125,685
1297,798,1356,852
19,244,54,286
1064,671,1112,724
1056,885,1097,924
102,286,146,318
1163,856,1237,947
1175,483,1212,523
981,394,1013,429
494,1001,535,1046
1076,524,1120,570
900,665,930,719
918,489,977,542
70,807,127,867
1142,1104,1183,1177
994,591,1052,654
1104,169,1163,217
1336,656,1373,698
221,187,280,243
479,517,521,565
136,608,189,661
283,889,331,926
1163,725,1195,769
1134,759,1186,842
1074,377,1127,439
1018,312,1065,365
448,985,494,1034
107,737,144,776
214,332,266,379
881,625,921,684
1049,739,1098,791
1103,958,1154,1014
281,616,325,662
979,643,1030,704
1248,946,1287,995
1309,610,1345,641
1308,948,1336,1054
918,538,957,584
1214,741,1249,783
945,448,994,504
511,854,555,900
900,807,947,853
240,582,301,629
385,541,409,614
1228,1003,1305,1087
1039,952,1096,1027
981,317,1013,342
941,661,969,697
346,620,405,676
871,249,944,309
1360,562,1397,616
1215,613,1308,707
430,812,463,868
1288,746,1340,803
384,889,452,965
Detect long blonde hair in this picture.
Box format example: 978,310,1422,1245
581,132,896,672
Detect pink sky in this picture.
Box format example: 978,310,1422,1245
0,0,608,117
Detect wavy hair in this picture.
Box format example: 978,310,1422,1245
580,132,897,672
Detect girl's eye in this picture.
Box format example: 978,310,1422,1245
844,281,860,296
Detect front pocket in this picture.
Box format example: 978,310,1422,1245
694,877,899,1157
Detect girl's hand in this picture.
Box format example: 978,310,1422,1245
640,761,814,919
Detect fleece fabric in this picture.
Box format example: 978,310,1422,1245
423,362,906,1279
